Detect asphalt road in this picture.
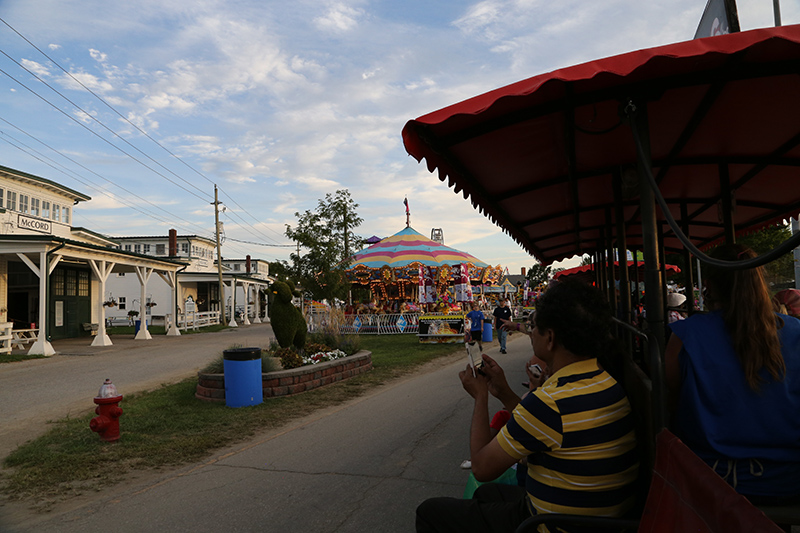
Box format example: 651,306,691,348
0,327,532,532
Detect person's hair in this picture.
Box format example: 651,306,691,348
533,280,614,360
704,244,785,391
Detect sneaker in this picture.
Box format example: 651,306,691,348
500,349,507,354
460,460,472,469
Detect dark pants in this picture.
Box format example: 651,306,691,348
416,483,530,533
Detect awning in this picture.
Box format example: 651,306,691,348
402,25,800,266
554,261,681,284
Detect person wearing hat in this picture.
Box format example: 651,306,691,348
667,291,687,324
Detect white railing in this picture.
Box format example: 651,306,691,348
307,312,421,335
178,311,221,330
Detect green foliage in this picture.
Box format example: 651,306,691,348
736,223,794,286
201,347,281,374
526,263,553,285
307,330,360,356
285,189,365,302
268,281,307,351
275,347,303,369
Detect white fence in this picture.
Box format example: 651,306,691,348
178,311,221,330
307,312,421,335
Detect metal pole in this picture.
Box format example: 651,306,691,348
773,0,782,26
632,103,666,362
680,203,695,316
213,185,227,325
614,171,632,326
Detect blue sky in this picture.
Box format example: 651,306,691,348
0,0,795,273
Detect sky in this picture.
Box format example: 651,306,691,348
0,0,796,275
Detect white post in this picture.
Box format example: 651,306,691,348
228,279,238,327
88,259,115,346
157,270,181,336
252,284,262,323
242,282,251,325
792,217,799,289
19,251,56,356
696,257,704,311
134,266,153,340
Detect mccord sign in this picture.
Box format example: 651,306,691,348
18,214,52,234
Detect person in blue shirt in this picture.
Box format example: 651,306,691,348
493,299,512,354
666,244,800,505
466,302,486,351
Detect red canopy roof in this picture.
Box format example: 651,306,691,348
554,261,681,284
403,26,800,266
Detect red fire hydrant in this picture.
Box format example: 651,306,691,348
90,378,123,442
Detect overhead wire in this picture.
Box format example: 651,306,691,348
0,16,292,248
0,52,211,204
0,117,216,237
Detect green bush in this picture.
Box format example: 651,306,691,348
275,347,303,370
307,330,360,356
201,347,282,374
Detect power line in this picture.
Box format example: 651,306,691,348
0,52,211,203
1,17,288,246
0,118,215,237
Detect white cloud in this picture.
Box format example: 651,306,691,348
20,59,50,77
313,2,364,33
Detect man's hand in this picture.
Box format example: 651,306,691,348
497,317,518,332
480,354,521,411
459,364,489,399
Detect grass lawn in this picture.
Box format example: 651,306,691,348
0,334,463,508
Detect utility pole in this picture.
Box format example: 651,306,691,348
213,185,226,325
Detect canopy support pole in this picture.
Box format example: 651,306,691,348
680,203,696,316
630,101,666,369
605,209,617,314
614,170,632,330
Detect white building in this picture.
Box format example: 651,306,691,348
0,165,185,355
105,233,272,327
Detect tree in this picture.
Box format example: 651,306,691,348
736,223,794,288
526,263,552,285
285,189,365,302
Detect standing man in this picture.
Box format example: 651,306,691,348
493,299,512,354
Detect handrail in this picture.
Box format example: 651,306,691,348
612,317,667,433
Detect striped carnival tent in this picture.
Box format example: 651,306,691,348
346,226,503,301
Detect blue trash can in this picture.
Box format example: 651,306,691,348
223,347,263,408
134,319,148,333
482,321,493,342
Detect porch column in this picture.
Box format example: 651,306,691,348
228,279,238,327
252,284,262,323
135,266,153,340
242,282,251,325
157,270,181,336
18,251,56,356
88,259,115,346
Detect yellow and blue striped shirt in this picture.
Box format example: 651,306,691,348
497,358,638,520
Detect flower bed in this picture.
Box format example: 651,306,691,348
195,350,372,403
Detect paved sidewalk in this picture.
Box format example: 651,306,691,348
0,322,276,460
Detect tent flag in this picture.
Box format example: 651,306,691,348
404,197,409,214
454,263,473,302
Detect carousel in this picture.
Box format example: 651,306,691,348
345,217,503,343
346,226,503,309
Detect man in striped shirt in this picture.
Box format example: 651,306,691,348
416,281,639,532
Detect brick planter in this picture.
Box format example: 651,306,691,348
195,350,373,403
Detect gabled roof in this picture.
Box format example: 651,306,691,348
0,165,91,203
